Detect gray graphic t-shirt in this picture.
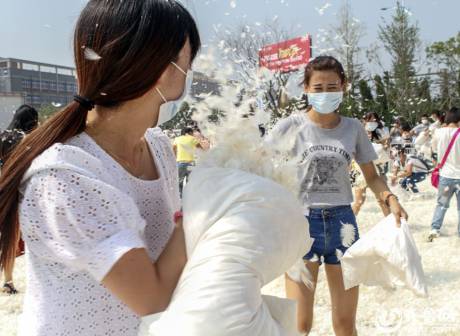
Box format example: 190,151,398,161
267,113,377,211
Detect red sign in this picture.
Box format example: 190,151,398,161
259,35,312,73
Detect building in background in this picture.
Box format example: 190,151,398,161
0,92,24,129
0,58,222,129
0,57,77,110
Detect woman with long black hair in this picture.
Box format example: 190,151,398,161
0,104,39,294
0,1,200,335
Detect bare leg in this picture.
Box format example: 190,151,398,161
3,260,14,283
285,261,320,334
325,264,359,336
2,258,17,294
352,187,366,216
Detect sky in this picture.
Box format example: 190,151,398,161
0,0,458,70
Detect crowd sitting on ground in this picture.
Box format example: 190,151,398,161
355,107,460,243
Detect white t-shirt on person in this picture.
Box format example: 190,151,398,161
18,128,180,336
432,127,460,179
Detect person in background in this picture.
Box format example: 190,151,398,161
428,110,445,163
391,145,430,194
390,117,405,139
414,110,446,161
364,112,390,146
401,123,414,144
428,107,460,242
268,56,407,336
0,104,39,294
411,114,430,137
352,112,391,216
173,126,202,195
430,110,444,131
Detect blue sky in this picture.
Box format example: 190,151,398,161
0,0,458,68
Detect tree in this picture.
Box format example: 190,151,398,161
327,0,364,93
378,1,421,123
217,21,300,122
374,74,390,121
427,32,460,108
160,102,193,130
327,1,364,117
427,32,460,70
358,79,374,113
414,77,433,117
38,104,60,122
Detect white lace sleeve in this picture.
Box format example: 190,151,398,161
20,168,147,282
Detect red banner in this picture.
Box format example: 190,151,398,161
259,35,312,73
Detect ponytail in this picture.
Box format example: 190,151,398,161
0,102,88,271
0,0,201,271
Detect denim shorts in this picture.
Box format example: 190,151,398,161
304,205,359,265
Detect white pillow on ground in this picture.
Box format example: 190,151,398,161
139,167,312,336
341,215,428,297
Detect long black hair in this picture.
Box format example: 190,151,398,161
445,106,460,124
7,104,38,133
303,56,346,86
0,0,201,272
364,111,384,142
0,105,39,164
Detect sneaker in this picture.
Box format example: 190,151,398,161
427,230,440,242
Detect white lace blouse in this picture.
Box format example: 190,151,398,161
18,128,180,336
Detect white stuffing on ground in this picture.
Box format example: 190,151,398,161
1,180,460,336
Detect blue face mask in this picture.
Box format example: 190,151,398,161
307,92,343,114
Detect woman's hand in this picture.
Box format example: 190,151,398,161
388,196,408,227
359,162,409,228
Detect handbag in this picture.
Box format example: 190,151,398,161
431,128,460,188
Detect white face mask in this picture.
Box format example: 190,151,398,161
307,92,343,114
421,119,429,125
155,62,193,126
365,121,379,132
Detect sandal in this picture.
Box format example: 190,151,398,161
2,282,18,295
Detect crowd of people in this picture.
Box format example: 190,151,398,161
353,107,460,243
0,1,458,336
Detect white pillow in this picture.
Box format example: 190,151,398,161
341,215,428,297
139,167,312,336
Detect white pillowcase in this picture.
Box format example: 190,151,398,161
341,215,428,297
139,167,312,336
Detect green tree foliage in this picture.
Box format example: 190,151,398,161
160,102,193,130
427,32,460,108
38,104,60,122
378,2,421,123
427,32,460,70
374,75,389,120
358,79,374,113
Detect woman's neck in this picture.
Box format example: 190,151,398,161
306,108,341,129
447,123,459,128
85,92,162,156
